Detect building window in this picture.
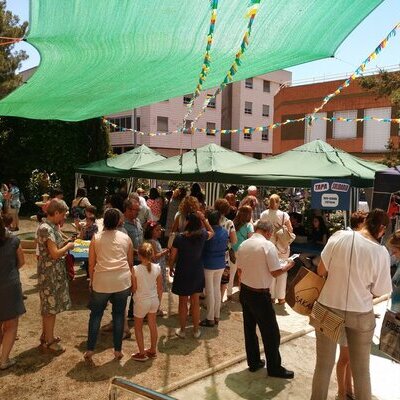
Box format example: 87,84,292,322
207,96,216,108
157,116,168,132
263,80,270,92
333,110,357,139
244,101,252,114
245,78,253,89
135,117,141,131
184,119,193,134
262,104,270,117
183,94,193,104
244,126,252,140
262,131,269,141
206,122,216,136
363,107,391,152
108,116,132,132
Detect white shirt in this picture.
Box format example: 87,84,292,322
319,230,392,312
92,230,132,293
236,233,281,289
133,263,161,300
260,209,289,226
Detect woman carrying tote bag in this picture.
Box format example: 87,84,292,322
310,209,392,400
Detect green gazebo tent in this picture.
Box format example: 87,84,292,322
126,143,257,182
76,144,166,178
0,0,383,121
218,140,387,188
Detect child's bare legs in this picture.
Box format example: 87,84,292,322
178,296,189,331
0,318,18,364
134,317,145,355
146,313,158,354
190,294,200,332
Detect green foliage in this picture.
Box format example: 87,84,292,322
0,1,28,99
27,170,61,201
0,117,111,213
360,70,400,112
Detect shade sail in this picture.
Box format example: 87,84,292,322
0,0,383,121
76,144,165,178
127,143,257,182
218,140,387,188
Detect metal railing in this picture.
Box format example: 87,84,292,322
109,377,177,400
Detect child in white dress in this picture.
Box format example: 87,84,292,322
131,243,162,361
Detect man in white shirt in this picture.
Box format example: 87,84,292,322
236,220,295,379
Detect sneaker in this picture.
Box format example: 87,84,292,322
175,328,186,339
200,319,215,327
193,328,201,339
0,358,16,370
131,352,148,362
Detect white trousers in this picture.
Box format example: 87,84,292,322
227,258,237,296
204,268,224,321
270,273,287,300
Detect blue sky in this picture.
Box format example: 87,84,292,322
6,0,400,82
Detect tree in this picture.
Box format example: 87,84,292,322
0,1,28,99
360,70,400,112
0,117,111,212
360,70,400,166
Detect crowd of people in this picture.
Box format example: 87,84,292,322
0,182,399,400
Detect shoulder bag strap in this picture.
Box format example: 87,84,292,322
344,231,356,317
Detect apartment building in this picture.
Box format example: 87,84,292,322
273,73,399,158
109,70,292,157
221,70,291,158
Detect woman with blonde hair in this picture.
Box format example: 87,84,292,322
260,194,293,304
227,205,254,300
171,196,201,234
37,199,74,352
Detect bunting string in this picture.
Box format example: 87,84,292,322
0,36,23,46
180,0,219,132
190,0,262,130
311,21,400,118
104,115,400,137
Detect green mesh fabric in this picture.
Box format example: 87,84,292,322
218,140,387,187
0,0,382,121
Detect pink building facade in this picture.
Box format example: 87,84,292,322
108,70,292,157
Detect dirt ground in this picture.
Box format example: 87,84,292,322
1,218,250,400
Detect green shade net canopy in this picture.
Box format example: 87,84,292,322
76,144,165,178
127,143,257,182
218,140,387,188
0,0,383,121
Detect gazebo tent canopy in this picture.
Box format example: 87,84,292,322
76,144,165,178
372,166,400,210
126,143,257,182
0,0,383,121
218,140,387,188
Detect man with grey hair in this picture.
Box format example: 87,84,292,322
236,219,295,379
247,185,265,220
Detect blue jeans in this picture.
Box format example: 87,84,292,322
87,287,130,352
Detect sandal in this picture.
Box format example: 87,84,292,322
200,319,215,327
83,351,94,364
0,358,16,370
157,309,166,317
214,318,219,326
40,335,61,345
44,341,65,353
131,352,148,362
122,331,131,340
114,351,124,360
145,349,157,359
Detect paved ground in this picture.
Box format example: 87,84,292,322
172,301,400,400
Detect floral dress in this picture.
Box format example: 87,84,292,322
37,222,71,315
